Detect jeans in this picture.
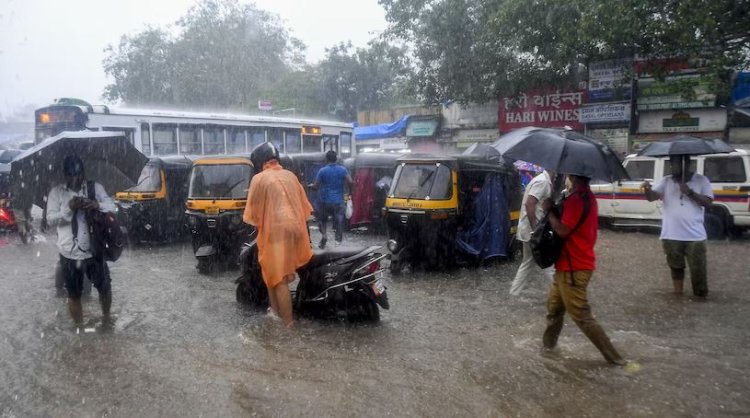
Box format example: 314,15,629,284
318,202,345,243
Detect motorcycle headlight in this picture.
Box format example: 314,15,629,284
387,239,398,253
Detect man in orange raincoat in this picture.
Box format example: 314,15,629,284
243,143,313,328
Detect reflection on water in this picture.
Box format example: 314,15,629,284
0,226,749,416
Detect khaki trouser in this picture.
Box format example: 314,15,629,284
543,270,623,364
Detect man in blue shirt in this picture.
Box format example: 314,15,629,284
311,150,353,248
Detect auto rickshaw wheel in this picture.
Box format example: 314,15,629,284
197,257,212,274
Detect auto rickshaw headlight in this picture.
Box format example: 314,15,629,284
188,216,197,227
387,239,398,253
231,214,242,225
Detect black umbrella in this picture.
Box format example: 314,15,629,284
462,142,501,157
10,131,148,209
636,135,734,157
490,127,629,181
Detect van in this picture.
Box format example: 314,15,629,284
592,149,750,239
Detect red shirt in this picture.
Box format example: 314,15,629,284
555,184,598,272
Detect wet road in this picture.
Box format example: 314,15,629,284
1,226,749,417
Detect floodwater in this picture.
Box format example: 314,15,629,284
0,225,749,417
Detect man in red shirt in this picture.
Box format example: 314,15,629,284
541,174,625,365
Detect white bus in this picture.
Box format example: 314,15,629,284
34,98,354,158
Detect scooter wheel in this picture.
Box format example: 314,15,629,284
197,258,212,274
346,291,380,322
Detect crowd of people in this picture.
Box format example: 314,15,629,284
46,144,715,365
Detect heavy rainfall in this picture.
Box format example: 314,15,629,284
1,0,750,417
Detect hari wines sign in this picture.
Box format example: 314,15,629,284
499,90,586,132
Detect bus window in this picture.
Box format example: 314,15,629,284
249,129,265,149
227,127,246,154
267,128,284,152
101,127,135,145
203,126,225,154
302,135,320,152
322,135,338,152
179,125,201,154
284,130,301,153
141,123,151,155
340,132,352,157
152,124,177,155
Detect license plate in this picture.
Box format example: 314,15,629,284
205,207,220,215
371,279,385,296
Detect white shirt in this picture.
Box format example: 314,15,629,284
46,181,116,260
516,171,553,242
653,173,713,241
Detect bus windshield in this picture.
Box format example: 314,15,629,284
189,164,252,199
127,164,162,192
390,163,452,200
35,106,86,143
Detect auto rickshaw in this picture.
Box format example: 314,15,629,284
348,152,403,232
0,166,17,232
384,154,522,274
115,155,194,243
185,155,254,273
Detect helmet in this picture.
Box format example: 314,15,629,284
63,155,85,177
250,142,280,172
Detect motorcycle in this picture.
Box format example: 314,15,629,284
235,230,389,322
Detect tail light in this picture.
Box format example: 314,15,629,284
364,260,380,275
0,207,12,222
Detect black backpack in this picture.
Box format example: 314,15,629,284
529,191,590,269
71,181,125,262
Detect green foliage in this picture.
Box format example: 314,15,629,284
103,0,304,110
380,0,750,104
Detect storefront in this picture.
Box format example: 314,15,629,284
405,115,441,153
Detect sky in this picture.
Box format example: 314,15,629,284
0,0,387,120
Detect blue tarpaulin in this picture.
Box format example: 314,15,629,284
353,115,409,140
456,172,510,260
732,72,750,106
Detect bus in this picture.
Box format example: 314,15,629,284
34,98,354,158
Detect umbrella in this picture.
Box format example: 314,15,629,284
491,126,629,182
462,142,501,157
513,160,544,173
636,135,734,157
636,135,735,183
10,131,148,209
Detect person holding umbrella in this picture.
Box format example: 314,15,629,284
46,155,117,328
642,155,714,298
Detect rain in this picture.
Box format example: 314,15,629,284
1,0,750,417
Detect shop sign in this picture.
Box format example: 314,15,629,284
453,128,499,142
257,99,272,111
580,103,631,123
406,118,440,137
638,109,727,133
380,137,408,150
500,90,585,131
637,74,716,110
588,59,632,103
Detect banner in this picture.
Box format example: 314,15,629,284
499,90,585,131
588,59,632,103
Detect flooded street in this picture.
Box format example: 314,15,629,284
1,226,749,417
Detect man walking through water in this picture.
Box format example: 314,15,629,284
310,150,353,248
642,155,713,298
509,170,556,296
244,142,313,328
46,155,116,329
541,174,626,365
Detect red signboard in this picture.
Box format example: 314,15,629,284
499,90,586,132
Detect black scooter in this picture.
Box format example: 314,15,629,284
235,231,389,321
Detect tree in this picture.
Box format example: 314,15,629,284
103,0,305,109
379,0,750,104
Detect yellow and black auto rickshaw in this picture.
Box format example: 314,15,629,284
185,155,254,274
115,155,194,243
384,154,522,274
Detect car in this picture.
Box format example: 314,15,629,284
592,149,750,239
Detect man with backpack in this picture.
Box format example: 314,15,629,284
46,155,116,328
540,174,626,365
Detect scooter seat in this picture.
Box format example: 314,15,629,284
304,246,368,269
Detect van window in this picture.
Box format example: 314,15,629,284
624,160,655,181
703,157,747,183
664,159,697,177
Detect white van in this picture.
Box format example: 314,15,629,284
592,149,750,239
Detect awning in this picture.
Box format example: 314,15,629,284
353,115,409,140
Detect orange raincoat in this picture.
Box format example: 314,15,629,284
243,161,313,288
